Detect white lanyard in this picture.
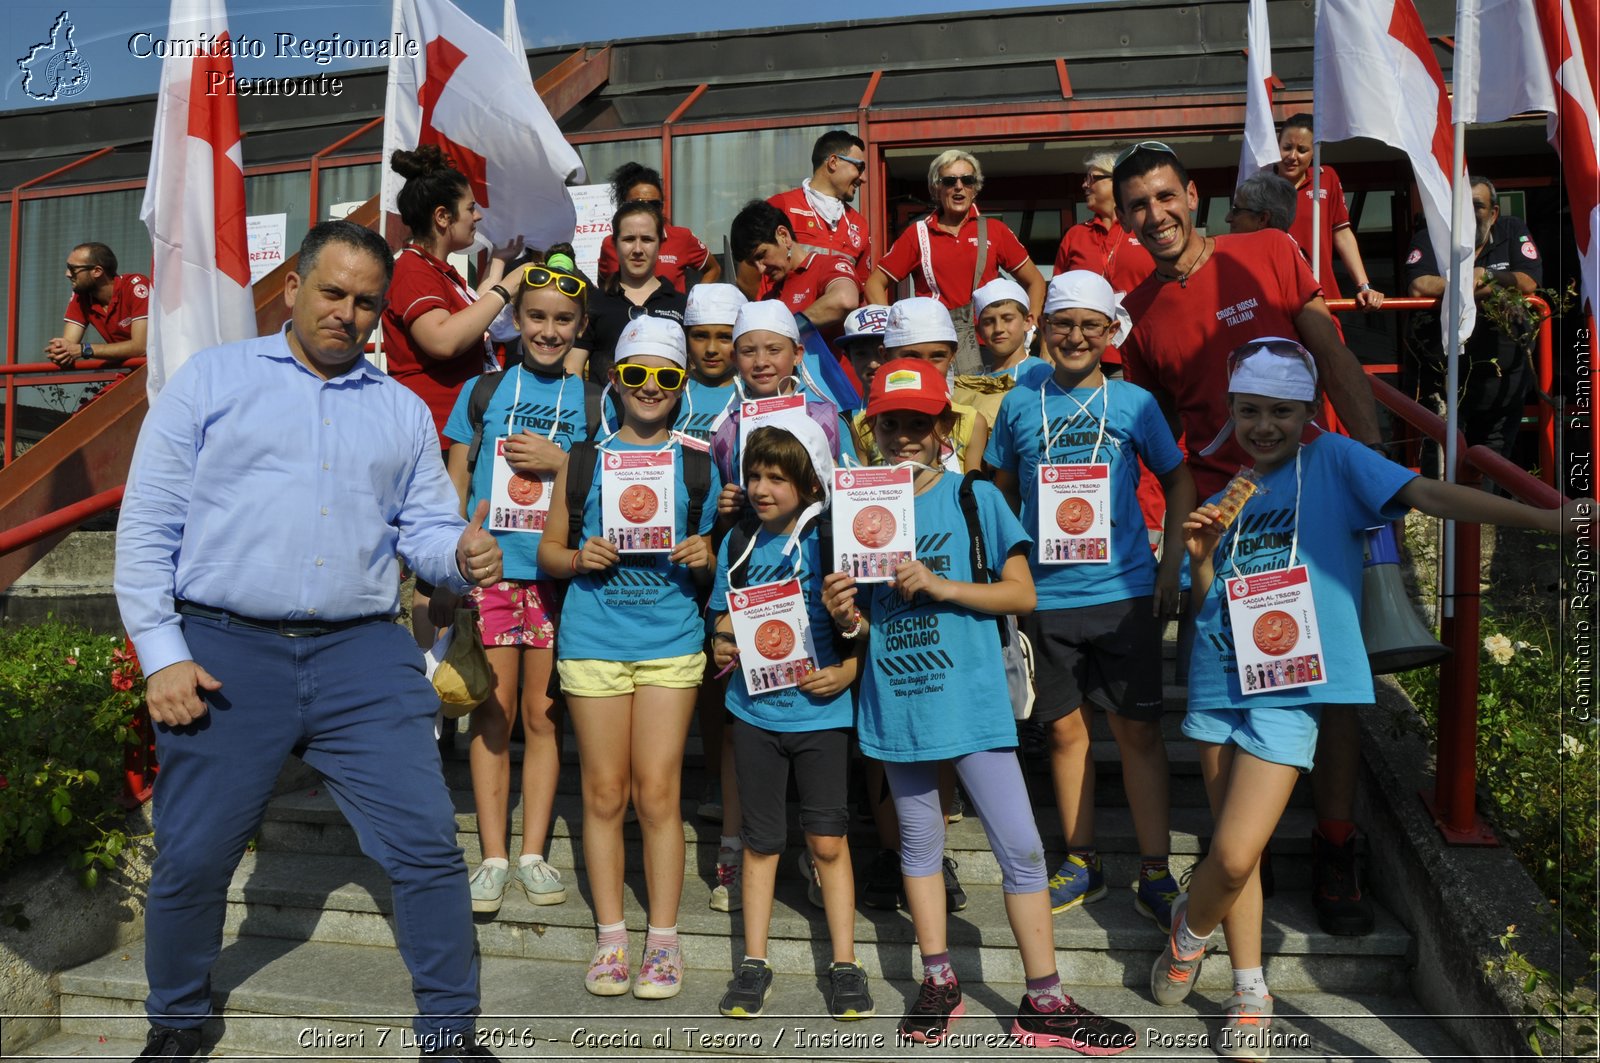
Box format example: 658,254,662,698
916,220,943,302
1040,381,1109,464
1227,449,1303,579
730,525,805,581
504,368,571,442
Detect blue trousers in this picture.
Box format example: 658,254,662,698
145,615,478,1036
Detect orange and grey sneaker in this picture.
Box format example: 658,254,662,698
1149,894,1206,1006
1218,987,1274,1060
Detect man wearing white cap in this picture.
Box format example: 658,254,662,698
1110,143,1385,940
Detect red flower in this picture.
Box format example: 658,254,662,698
66,656,78,667
111,671,134,692
0,775,9,790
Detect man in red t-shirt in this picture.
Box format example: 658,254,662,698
46,242,150,366
737,130,873,297
729,200,859,330
1112,142,1383,940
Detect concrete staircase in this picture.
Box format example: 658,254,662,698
26,644,1471,1062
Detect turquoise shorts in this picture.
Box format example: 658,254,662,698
1181,704,1323,772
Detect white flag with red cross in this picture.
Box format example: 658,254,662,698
138,0,256,400
1458,0,1599,314
1315,0,1477,344
1236,0,1280,189
380,0,584,252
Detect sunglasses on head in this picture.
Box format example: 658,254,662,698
519,265,587,299
1226,337,1317,381
615,363,686,391
938,174,979,189
1113,140,1178,169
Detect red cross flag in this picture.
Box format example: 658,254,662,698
1236,0,1280,189
138,0,256,400
1458,0,1599,314
1316,0,1477,345
380,0,584,252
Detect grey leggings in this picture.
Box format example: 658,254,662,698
884,749,1049,894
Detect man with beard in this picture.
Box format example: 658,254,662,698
1110,142,1384,941
46,242,149,366
1404,175,1542,469
741,130,873,294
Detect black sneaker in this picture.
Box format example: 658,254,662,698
899,976,964,1044
864,848,903,910
133,1024,201,1063
943,855,968,913
419,1030,500,1061
827,961,876,1020
718,958,774,1018
1311,828,1374,936
1011,992,1138,1054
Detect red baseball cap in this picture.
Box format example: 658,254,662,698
864,357,951,418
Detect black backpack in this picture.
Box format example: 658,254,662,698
463,370,607,472
955,470,1015,652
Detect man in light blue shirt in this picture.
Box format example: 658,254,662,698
114,221,503,1063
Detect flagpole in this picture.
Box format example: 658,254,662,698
1441,122,1468,619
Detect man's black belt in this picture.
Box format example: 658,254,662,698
176,601,392,637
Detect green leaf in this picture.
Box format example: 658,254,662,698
105,833,124,857
81,866,98,890
52,805,71,826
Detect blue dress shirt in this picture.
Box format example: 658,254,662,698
115,331,471,675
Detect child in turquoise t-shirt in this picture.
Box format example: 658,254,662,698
707,422,871,1023
823,357,1138,1055
985,270,1195,929
1154,336,1584,1057
439,248,592,919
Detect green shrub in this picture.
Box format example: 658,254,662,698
0,620,145,886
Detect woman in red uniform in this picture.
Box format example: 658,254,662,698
866,149,1046,376
1273,114,1384,310
595,163,721,290
383,145,524,451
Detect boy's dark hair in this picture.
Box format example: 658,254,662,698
730,200,794,263
73,242,117,276
1111,145,1191,212
742,426,824,509
1279,112,1314,138
609,162,664,205
811,130,865,169
390,145,471,239
299,220,394,283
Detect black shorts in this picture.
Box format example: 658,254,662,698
1025,596,1164,723
730,719,850,854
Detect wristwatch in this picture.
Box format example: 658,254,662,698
80,342,94,360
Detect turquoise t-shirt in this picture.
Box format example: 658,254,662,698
675,377,737,445
709,522,852,732
856,475,1030,762
555,439,722,662
443,366,590,580
1188,433,1416,711
985,355,1054,389
984,378,1182,610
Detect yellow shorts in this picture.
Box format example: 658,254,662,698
557,652,708,697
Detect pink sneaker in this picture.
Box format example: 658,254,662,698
633,943,684,1000
584,943,630,997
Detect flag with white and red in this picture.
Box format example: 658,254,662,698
1315,0,1476,344
380,0,584,252
138,0,256,400
1236,0,1280,189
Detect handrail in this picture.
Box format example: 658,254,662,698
1369,372,1569,844
0,485,124,558
307,117,383,231
0,357,145,376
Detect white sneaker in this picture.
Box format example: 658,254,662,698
514,856,567,905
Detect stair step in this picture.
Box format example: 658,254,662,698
56,938,1462,1061
216,850,1407,994
258,789,1318,885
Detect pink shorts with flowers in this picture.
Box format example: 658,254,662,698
469,580,559,649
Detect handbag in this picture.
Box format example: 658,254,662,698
432,607,492,717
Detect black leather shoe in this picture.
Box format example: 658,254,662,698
133,1024,202,1063
419,1030,500,1061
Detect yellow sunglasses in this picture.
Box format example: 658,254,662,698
518,265,587,299
615,363,686,391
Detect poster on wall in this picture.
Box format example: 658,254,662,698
569,183,616,281
245,213,287,285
